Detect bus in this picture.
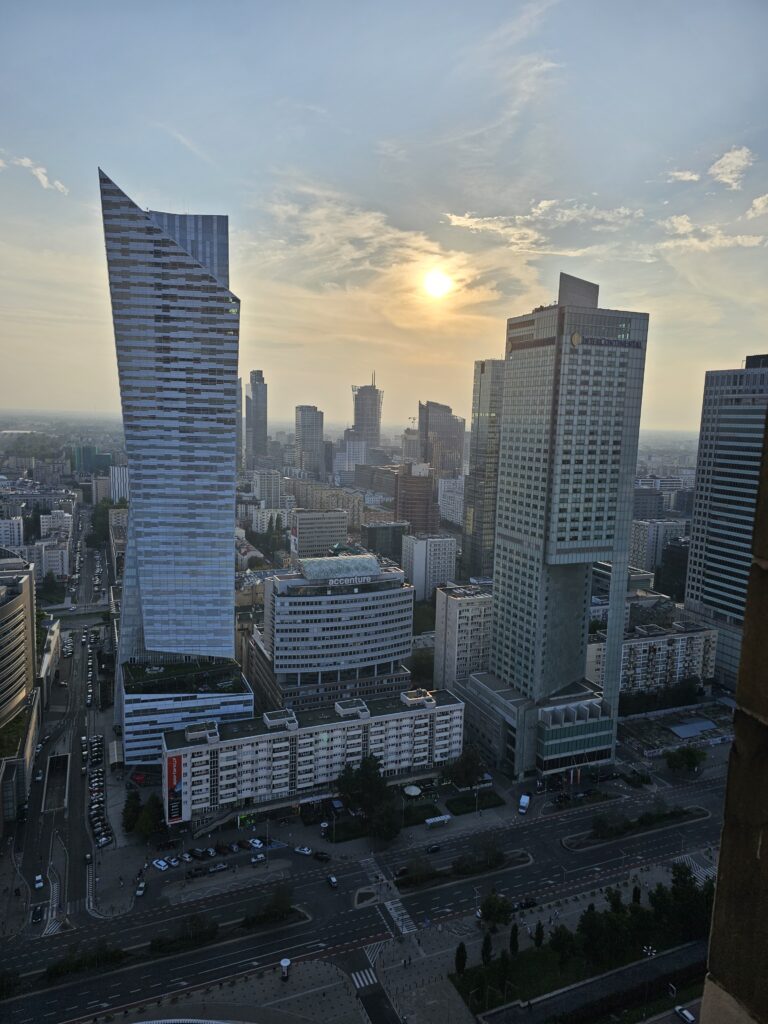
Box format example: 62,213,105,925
425,814,452,829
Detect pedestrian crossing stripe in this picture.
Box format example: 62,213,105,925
384,898,417,935
351,968,378,989
364,941,386,965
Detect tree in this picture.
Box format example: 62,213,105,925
410,648,434,682
533,920,545,949
135,793,164,839
480,893,512,929
356,755,389,816
481,931,493,967
368,801,401,841
446,745,483,789
606,887,625,914
549,925,576,968
632,884,642,905
665,745,706,773
454,941,467,976
509,922,519,957
122,790,142,833
335,763,359,809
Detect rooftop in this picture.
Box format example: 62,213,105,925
122,658,249,696
299,554,381,580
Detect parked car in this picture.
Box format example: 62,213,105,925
327,874,338,888
250,853,267,865
135,881,146,897
249,838,264,850
426,844,441,854
208,862,228,874
294,846,312,856
34,874,44,889
238,839,252,851
181,852,192,863
313,850,331,863
32,905,44,924
167,856,180,868
205,847,216,858
152,859,168,871
84,853,92,864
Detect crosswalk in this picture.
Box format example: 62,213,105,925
674,854,717,887
351,967,378,990
364,941,386,965
358,856,382,884
384,898,417,935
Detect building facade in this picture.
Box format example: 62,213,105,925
252,469,281,509
248,554,414,711
401,535,457,601
418,400,465,476
289,508,347,561
109,465,130,503
245,370,268,468
587,621,717,694
629,519,685,573
294,405,324,478
0,518,23,550
360,521,410,563
633,486,665,520
352,376,383,451
684,353,768,688
486,273,648,777
394,464,439,534
161,689,464,825
0,548,36,729
462,358,505,580
437,476,464,527
433,583,493,688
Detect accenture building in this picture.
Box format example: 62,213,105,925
247,554,415,711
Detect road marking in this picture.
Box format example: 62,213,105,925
351,968,378,989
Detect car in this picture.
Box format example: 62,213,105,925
35,770,43,783
237,839,252,851
34,874,44,889
84,853,92,864
97,836,112,848
313,850,331,863
249,838,264,849
167,856,180,868
181,852,193,863
674,1008,696,1024
152,859,169,871
515,897,537,910
205,847,216,858
186,867,206,879
215,843,230,856
228,842,240,853
250,853,267,865
189,848,205,860
327,874,338,888
208,861,228,873
32,905,44,924
42,733,51,744
81,765,87,775
135,881,146,897
35,744,42,755
294,846,312,856
86,697,92,707
395,866,409,878
426,844,441,854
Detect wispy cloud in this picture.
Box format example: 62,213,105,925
657,214,694,235
707,145,754,190
153,123,215,165
445,199,644,247
657,224,763,253
666,169,700,183
11,156,68,194
745,193,768,219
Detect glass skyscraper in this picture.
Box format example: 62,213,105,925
462,359,505,580
352,375,383,451
99,170,239,664
245,369,268,468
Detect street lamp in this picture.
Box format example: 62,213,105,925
642,944,657,1015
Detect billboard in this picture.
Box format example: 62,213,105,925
166,754,183,824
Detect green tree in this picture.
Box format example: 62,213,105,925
533,920,545,949
454,941,467,976
356,756,389,816
606,887,625,914
632,884,642,905
368,801,401,841
481,931,493,967
135,792,164,839
335,763,360,808
122,790,142,833
480,893,512,928
508,922,519,957
549,924,576,968
446,745,483,789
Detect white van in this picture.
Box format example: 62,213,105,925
674,1007,696,1023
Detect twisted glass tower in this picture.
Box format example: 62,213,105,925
99,171,239,664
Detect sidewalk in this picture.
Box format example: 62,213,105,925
0,836,29,938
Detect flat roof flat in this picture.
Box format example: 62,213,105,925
122,659,249,695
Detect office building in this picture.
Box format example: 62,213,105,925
161,689,464,825
289,508,347,561
630,519,685,573
294,405,324,478
91,476,111,505
654,536,690,601
109,507,128,580
433,583,492,688
100,170,249,759
587,621,717,694
252,469,282,509
481,273,647,778
418,400,465,476
0,548,36,729
684,353,768,689
352,375,383,451
401,534,457,601
633,486,664,520
438,476,464,527
245,370,268,468
394,463,439,534
462,358,505,580
109,465,130,503
361,521,410,563
236,377,243,469
401,428,420,462
248,554,414,711
0,518,23,550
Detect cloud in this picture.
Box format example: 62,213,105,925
666,170,700,183
153,123,215,165
0,158,6,170
12,156,68,194
657,224,763,253
707,146,754,190
658,214,694,235
375,140,408,163
745,193,768,220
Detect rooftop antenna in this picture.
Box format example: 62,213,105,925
372,370,376,387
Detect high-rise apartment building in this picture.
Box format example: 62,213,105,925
632,486,665,520
476,273,647,778
295,405,324,478
252,469,282,509
352,375,383,451
99,171,252,761
401,534,457,601
245,370,268,468
433,583,493,689
248,554,414,711
462,359,505,579
0,518,24,550
684,353,768,688
629,519,685,573
418,400,465,476
587,621,717,694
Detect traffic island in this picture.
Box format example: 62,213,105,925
561,805,709,851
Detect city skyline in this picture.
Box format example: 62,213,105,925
2,2,767,429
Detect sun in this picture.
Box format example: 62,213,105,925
423,268,453,298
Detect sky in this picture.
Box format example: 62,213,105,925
1,0,767,431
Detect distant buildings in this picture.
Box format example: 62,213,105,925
294,405,324,478
433,583,492,689
245,370,268,468
100,170,250,762
401,534,457,601
0,547,36,728
109,465,130,503
462,359,505,580
289,508,347,561
394,463,439,534
630,519,686,573
401,427,420,462
247,554,414,711
587,621,717,694
633,486,664,520
418,400,465,476
0,518,23,549
437,476,464,527
469,273,647,778
685,353,768,688
252,469,282,509
352,376,383,451
361,521,410,563
654,536,689,601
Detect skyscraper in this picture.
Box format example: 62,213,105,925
418,400,465,476
100,171,252,761
236,377,243,470
462,359,505,579
684,353,768,688
245,370,268,468
483,273,647,777
295,405,324,478
352,374,383,451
